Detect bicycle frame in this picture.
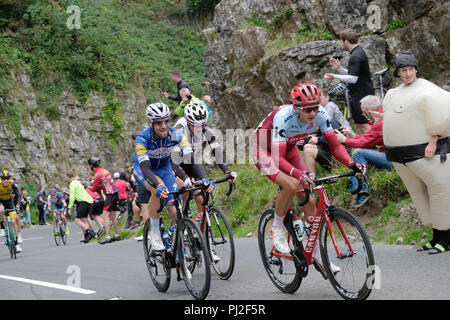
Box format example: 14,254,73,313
275,172,362,266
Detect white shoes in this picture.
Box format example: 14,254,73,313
313,253,341,274
15,245,22,253
0,229,5,237
150,232,165,251
271,226,290,254
17,234,23,243
211,250,221,263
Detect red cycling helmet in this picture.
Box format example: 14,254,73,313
290,83,321,106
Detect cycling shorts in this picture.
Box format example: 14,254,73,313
75,201,91,219
89,200,104,216
104,193,119,212
0,199,17,218
136,184,151,205
134,164,179,203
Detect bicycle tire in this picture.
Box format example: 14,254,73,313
7,222,16,259
257,209,302,293
178,218,211,300
142,219,171,292
319,207,375,300
53,220,61,246
205,205,235,280
60,224,67,245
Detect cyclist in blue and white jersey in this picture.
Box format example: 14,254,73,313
133,102,195,251
48,188,69,236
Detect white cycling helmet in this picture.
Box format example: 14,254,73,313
184,101,208,124
146,102,170,121
328,82,347,97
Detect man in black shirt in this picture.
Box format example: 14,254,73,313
162,69,192,103
325,29,374,134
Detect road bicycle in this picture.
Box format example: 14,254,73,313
1,209,18,259
53,209,67,246
373,68,390,99
142,181,212,300
184,174,236,280
258,171,375,300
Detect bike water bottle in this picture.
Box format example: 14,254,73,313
304,216,314,237
162,230,172,252
292,217,304,241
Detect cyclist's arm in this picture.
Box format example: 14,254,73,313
139,160,160,189
272,141,305,180
323,130,353,167
206,128,230,174
170,158,190,182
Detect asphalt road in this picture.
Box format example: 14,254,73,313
0,222,449,301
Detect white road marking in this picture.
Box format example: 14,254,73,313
0,275,96,295
22,237,43,241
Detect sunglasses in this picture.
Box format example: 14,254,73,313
299,105,319,113
152,118,171,126
1,177,10,180
187,121,206,129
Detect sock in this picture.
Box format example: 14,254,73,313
437,229,450,248
430,228,440,246
272,213,284,229
150,218,160,235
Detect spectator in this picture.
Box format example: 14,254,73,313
113,172,128,219
87,157,121,244
36,186,48,225
324,28,375,135
299,119,351,177
84,174,106,239
162,69,192,103
335,95,392,207
20,189,32,225
67,172,96,243
174,88,213,122
382,51,450,254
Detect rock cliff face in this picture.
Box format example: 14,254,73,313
0,70,147,185
203,0,450,130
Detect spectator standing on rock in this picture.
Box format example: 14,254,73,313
162,69,192,103
382,51,450,254
324,28,374,135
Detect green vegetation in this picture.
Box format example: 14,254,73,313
186,0,221,18
387,18,406,31
0,0,210,146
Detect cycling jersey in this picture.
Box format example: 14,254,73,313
88,167,118,195
134,126,192,191
48,191,66,211
254,104,352,181
174,117,230,179
0,179,20,204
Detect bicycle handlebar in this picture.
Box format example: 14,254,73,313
298,171,364,207
157,173,236,213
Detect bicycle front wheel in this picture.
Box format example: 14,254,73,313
7,223,16,259
143,219,171,292
205,205,235,280
178,218,211,300
319,207,375,300
257,209,302,293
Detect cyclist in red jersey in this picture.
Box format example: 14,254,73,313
253,83,365,271
87,157,121,244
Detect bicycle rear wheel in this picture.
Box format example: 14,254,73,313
53,221,61,246
143,219,171,292
257,209,302,293
319,207,375,300
178,218,211,300
60,224,67,245
205,205,235,280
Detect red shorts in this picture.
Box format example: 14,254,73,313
253,129,308,182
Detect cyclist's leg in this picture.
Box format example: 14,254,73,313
153,166,179,225
302,143,319,174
